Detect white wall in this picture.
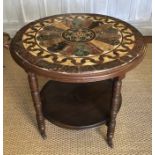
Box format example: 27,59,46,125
3,0,152,36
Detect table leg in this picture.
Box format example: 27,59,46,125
107,77,122,148
28,72,46,139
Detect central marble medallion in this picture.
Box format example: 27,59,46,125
62,28,95,42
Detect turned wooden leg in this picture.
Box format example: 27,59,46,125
28,72,46,139
107,77,122,148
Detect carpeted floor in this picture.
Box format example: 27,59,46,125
4,44,152,155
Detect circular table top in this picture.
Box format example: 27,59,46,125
10,13,145,82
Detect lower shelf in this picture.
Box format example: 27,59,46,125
40,80,115,129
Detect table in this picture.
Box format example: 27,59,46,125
10,13,145,148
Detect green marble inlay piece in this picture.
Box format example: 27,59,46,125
74,44,90,56
74,44,91,56
74,49,89,56
72,18,83,28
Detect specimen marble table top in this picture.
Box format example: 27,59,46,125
10,13,145,75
